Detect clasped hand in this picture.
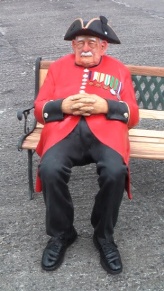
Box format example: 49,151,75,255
61,93,108,116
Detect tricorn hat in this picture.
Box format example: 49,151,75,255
64,16,121,44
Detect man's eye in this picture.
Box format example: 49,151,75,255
77,42,84,46
89,42,96,47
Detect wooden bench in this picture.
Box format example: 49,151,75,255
17,57,164,199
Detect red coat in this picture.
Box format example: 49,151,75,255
34,54,139,198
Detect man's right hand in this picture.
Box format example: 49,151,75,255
61,93,96,116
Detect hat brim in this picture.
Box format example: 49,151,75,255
64,18,121,44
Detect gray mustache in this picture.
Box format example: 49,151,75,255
81,52,93,57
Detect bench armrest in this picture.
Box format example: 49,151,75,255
17,106,35,134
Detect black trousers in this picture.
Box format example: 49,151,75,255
38,118,128,241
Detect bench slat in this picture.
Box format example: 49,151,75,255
129,136,164,144
129,128,164,138
22,128,42,149
130,142,164,159
36,122,44,129
39,61,164,77
127,65,164,77
139,109,164,120
40,61,52,69
39,69,48,87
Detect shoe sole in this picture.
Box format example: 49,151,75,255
93,235,122,275
41,231,78,271
41,253,65,271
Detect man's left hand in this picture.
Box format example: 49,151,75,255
71,93,108,116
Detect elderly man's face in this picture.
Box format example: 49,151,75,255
72,36,108,67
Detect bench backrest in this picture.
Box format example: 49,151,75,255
128,65,164,120
34,58,164,125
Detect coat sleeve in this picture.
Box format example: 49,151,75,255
106,99,129,124
106,66,139,129
120,67,139,128
34,64,64,124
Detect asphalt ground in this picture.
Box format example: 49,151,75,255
0,0,164,290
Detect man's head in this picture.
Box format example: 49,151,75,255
64,16,120,67
72,35,108,67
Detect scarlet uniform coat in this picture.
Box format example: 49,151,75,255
34,54,139,197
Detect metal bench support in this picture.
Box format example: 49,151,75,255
28,149,34,200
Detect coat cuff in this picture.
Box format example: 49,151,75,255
106,100,129,123
43,99,64,123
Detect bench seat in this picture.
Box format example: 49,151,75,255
21,120,164,160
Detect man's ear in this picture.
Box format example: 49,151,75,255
101,40,108,55
71,40,76,52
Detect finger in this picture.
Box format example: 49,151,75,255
72,111,91,116
80,106,94,112
72,110,82,116
71,96,81,101
81,112,91,116
71,102,84,110
71,93,93,101
79,97,96,103
71,93,88,100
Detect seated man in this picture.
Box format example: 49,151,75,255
34,16,139,275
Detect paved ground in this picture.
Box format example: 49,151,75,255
0,0,164,290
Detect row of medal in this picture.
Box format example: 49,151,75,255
79,68,122,99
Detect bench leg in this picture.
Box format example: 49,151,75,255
28,149,34,200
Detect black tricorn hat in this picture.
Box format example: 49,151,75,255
64,16,121,44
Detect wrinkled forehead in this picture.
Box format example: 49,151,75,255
75,36,99,42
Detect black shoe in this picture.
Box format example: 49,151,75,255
93,234,122,275
41,228,77,271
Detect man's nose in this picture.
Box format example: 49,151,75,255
83,42,90,51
